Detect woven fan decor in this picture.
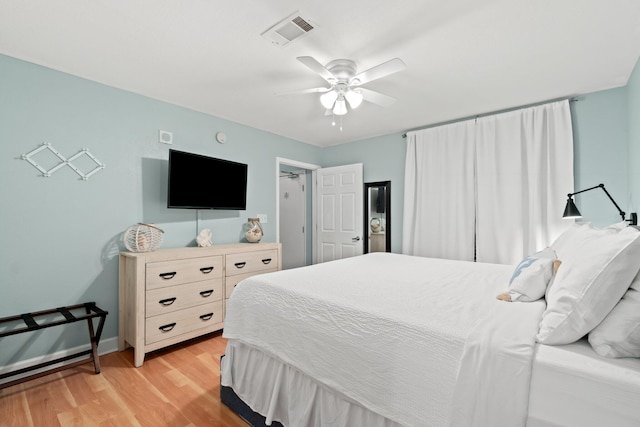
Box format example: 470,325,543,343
123,223,164,252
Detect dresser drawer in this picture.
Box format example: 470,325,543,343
225,269,277,299
225,249,278,277
145,301,223,345
146,256,223,290
146,278,223,317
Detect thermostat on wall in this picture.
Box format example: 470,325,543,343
216,132,227,144
159,130,173,144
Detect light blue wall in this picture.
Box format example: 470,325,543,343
322,133,406,253
1,52,638,367
0,54,322,364
571,88,629,226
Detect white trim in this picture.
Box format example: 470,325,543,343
275,157,320,264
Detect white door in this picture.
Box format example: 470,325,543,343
279,172,306,269
315,163,364,263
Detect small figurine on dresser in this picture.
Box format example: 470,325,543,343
196,228,213,247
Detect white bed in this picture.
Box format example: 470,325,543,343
528,339,640,426
221,251,640,427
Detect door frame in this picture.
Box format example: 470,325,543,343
275,157,320,263
363,181,392,254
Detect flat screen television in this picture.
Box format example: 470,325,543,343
167,149,248,210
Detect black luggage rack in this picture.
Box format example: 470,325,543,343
0,302,108,390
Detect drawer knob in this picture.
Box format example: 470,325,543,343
159,272,177,280
199,266,214,274
159,297,176,306
158,323,176,332
234,262,246,269
261,258,272,265
199,290,214,297
199,313,214,321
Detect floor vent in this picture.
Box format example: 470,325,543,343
261,12,316,47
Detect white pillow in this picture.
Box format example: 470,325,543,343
546,222,592,259
504,248,556,302
537,224,640,345
588,270,640,358
606,221,630,231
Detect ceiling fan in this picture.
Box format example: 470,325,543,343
292,56,406,116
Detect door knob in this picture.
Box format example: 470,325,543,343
352,236,361,242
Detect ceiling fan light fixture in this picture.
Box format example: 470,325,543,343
294,55,406,124
333,96,348,115
345,89,364,109
320,90,338,109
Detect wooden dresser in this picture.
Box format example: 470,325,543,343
370,232,386,252
118,242,281,367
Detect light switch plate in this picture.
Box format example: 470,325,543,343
257,214,268,223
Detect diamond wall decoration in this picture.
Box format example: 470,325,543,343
21,143,105,181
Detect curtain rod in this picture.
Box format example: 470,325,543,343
401,96,583,138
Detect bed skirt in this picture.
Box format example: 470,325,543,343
220,380,284,427
221,339,640,427
220,340,402,427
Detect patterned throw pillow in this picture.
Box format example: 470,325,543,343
497,248,559,302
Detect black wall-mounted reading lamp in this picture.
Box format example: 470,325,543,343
563,183,638,225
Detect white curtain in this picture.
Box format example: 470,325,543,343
402,100,573,264
402,119,476,261
475,100,574,264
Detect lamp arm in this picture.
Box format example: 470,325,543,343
567,184,605,198
598,185,626,221
569,183,625,221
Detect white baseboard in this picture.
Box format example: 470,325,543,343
0,336,119,385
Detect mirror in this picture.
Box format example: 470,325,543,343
364,181,391,253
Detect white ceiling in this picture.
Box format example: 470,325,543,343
1,0,639,147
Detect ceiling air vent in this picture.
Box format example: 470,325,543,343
261,12,316,47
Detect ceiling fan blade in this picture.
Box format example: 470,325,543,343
297,56,337,83
359,88,397,107
278,87,331,96
352,58,406,85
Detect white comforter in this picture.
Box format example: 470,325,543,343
222,253,545,427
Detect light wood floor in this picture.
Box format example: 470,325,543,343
0,331,248,427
